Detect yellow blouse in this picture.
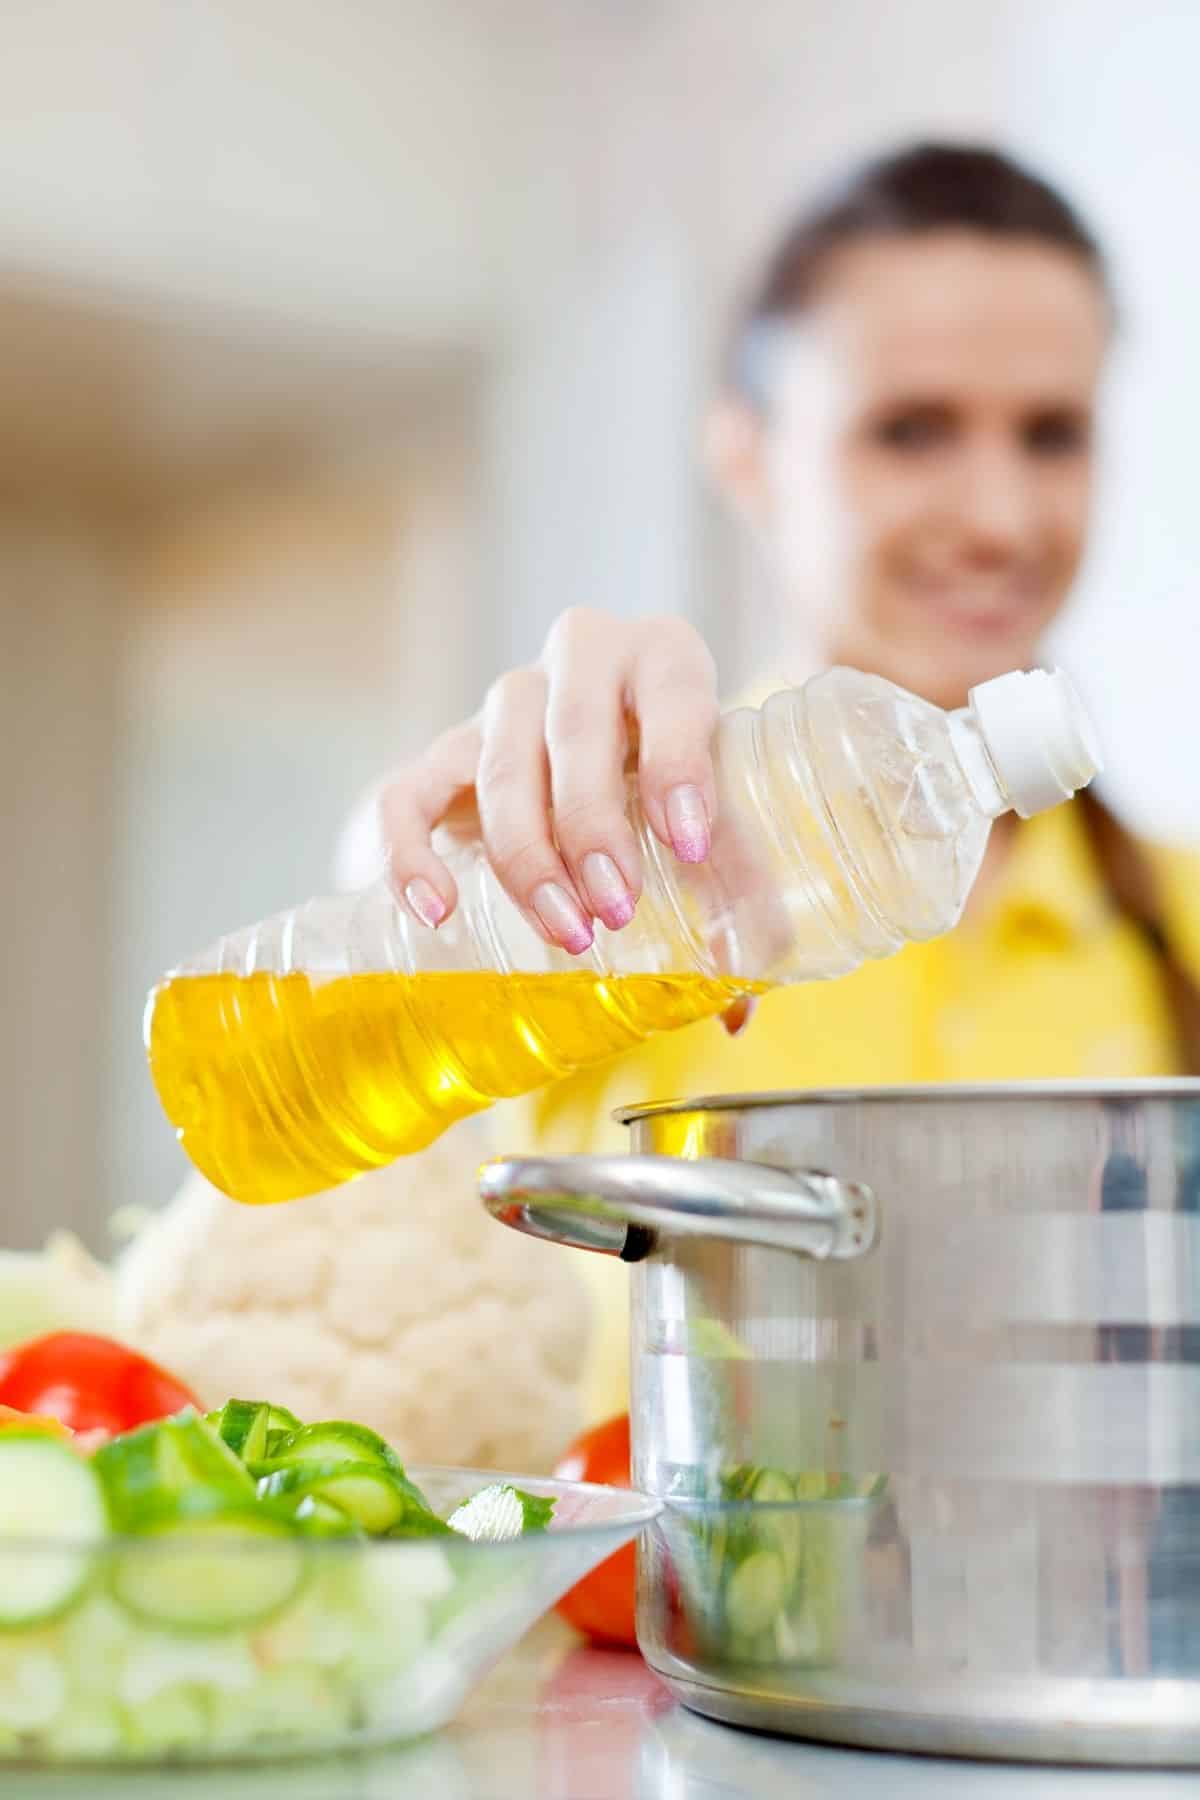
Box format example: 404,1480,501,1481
502,801,1200,1425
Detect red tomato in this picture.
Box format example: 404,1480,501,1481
0,1333,200,1438
553,1415,638,1648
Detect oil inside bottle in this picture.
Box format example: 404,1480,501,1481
146,968,764,1205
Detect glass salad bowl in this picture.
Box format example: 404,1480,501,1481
0,1467,658,1765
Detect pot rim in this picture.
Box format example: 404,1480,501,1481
615,1076,1200,1124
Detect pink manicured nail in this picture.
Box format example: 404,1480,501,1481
532,881,594,954
581,853,635,930
404,878,447,929
665,785,710,863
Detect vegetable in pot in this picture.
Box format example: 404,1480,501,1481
665,1464,888,1670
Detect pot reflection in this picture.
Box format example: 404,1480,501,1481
636,1705,1200,1799
537,1640,673,1800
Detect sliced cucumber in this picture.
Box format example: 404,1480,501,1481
256,1420,396,1472
208,1400,269,1464
0,1648,67,1729
446,1483,554,1543
43,1694,124,1760
291,1494,363,1538
123,1683,212,1754
119,1630,258,1704
257,1462,440,1536
110,1512,306,1632
208,1400,302,1466
210,1663,352,1752
720,1465,795,1505
384,1508,453,1540
737,1470,802,1590
683,1318,751,1360
725,1548,788,1641
749,1471,795,1505
791,1469,879,1500
262,1405,303,1461
253,1422,431,1512
0,1434,107,1627
96,1415,254,1530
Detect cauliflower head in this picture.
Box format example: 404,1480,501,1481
115,1123,592,1473
0,1232,115,1348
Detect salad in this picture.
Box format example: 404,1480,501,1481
0,1387,555,1761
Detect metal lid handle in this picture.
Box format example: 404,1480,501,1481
479,1154,877,1263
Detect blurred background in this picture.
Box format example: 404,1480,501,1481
2,0,1197,1249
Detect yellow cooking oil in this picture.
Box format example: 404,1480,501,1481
146,968,763,1206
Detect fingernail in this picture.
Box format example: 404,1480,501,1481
581,853,635,930
404,878,446,930
722,995,757,1038
532,881,594,954
666,785,710,863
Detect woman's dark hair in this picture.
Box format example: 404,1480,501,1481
730,141,1111,410
730,141,1200,1074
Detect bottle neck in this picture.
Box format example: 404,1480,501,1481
947,708,1011,820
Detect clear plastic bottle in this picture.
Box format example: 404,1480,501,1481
146,666,1100,1204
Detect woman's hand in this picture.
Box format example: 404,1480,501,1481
367,609,753,1034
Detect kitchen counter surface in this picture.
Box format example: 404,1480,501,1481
14,1620,1198,1798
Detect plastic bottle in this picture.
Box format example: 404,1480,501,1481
146,666,1100,1204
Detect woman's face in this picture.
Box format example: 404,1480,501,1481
721,231,1109,708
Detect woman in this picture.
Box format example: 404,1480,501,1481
360,143,1200,1418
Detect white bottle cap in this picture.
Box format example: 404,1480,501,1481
968,668,1103,819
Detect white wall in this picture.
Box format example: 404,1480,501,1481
0,0,512,345
1007,1,1200,839
0,517,125,1248
479,0,1014,672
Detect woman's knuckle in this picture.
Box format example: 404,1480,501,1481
641,612,712,657
547,691,605,748
640,646,717,707
484,665,541,721
551,794,601,848
493,833,552,891
543,605,621,664
377,771,417,828
641,741,713,790
476,740,526,795
639,689,719,754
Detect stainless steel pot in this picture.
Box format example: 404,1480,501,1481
482,1080,1200,1765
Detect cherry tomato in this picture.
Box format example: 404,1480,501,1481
0,1333,200,1438
553,1415,638,1648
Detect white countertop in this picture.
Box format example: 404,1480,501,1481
14,1620,1199,1798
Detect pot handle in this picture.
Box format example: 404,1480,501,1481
479,1154,877,1264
